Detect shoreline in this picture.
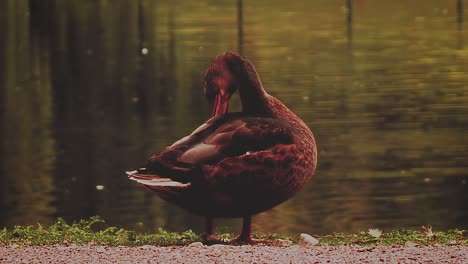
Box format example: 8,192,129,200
1,244,467,263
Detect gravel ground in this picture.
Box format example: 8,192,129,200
1,244,467,264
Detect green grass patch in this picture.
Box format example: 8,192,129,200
313,228,467,246
0,217,467,246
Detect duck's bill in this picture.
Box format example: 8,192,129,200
212,94,229,116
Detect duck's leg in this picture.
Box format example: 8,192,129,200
229,215,272,244
238,215,253,242
202,217,225,244
229,215,260,244
204,217,215,239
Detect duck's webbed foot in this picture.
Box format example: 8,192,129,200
202,217,228,245
202,234,228,245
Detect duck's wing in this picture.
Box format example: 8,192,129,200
197,117,314,200
127,114,237,187
201,142,304,196
178,117,295,164
128,115,296,189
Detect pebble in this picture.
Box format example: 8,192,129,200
210,244,227,248
274,239,293,247
299,233,319,246
404,241,418,247
188,242,204,247
139,245,156,250
96,246,107,253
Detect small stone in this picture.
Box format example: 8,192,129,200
96,246,106,253
57,246,69,251
139,245,154,250
368,228,382,238
405,241,418,247
449,240,458,245
188,242,204,247
210,244,226,248
299,233,319,246
274,239,293,247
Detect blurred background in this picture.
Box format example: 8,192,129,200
0,0,467,235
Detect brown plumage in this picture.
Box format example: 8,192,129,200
127,52,317,243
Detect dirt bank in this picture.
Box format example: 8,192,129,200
1,244,467,263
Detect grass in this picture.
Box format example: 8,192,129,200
0,217,467,247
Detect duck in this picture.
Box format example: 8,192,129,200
127,52,317,243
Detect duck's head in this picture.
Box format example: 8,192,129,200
204,52,244,116
204,52,267,116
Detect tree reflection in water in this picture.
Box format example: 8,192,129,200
0,0,467,234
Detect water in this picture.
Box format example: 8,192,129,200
1,0,467,235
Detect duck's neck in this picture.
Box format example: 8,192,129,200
237,61,272,116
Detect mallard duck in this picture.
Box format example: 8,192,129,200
127,52,317,243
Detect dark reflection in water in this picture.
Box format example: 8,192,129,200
0,0,467,234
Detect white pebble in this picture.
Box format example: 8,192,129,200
299,233,319,246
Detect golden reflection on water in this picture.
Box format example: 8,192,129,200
0,0,55,226
0,0,467,234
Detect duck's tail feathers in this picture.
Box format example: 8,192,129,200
126,170,191,188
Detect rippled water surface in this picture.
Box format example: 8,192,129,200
1,0,467,234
